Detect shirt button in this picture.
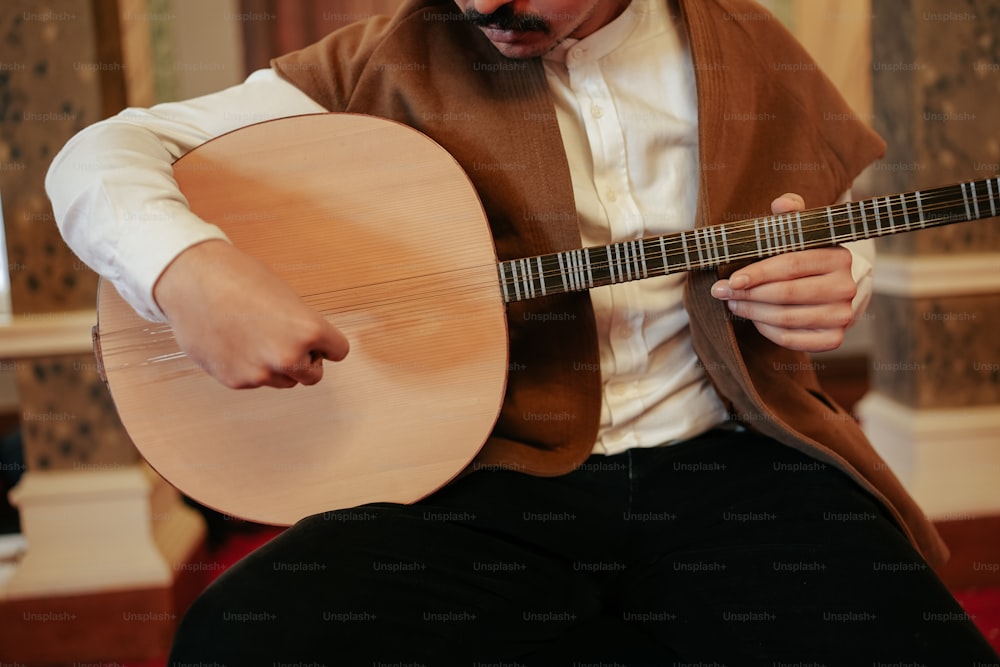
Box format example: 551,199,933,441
591,105,604,118
606,190,618,203
570,47,586,61
614,325,634,339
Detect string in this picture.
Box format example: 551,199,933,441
498,182,998,296
304,269,507,317
103,179,999,356
516,188,983,277
102,266,504,339
297,182,995,312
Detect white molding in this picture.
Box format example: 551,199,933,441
856,391,1000,520
0,463,206,602
0,309,95,359
0,466,171,599
872,253,1000,298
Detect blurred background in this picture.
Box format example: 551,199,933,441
0,0,997,663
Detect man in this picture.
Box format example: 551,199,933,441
46,0,999,664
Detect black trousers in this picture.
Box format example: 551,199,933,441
169,429,998,666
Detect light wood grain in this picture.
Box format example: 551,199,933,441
97,114,509,525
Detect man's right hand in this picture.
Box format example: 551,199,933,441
152,240,350,389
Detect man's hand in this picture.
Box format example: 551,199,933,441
153,240,350,389
710,193,857,353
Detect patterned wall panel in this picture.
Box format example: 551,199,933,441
871,0,1000,254
867,0,1000,415
1,1,101,315
1,1,135,471
870,293,1000,408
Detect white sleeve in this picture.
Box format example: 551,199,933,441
45,68,326,322
837,189,875,325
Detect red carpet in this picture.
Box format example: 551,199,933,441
954,586,1000,649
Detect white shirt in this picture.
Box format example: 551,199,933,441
46,69,326,322
46,1,874,453
543,0,729,453
542,0,873,453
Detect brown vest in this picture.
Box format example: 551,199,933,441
273,0,948,565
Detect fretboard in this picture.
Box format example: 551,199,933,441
497,176,1000,303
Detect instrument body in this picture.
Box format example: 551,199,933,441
96,114,509,525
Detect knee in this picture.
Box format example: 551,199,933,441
168,575,255,665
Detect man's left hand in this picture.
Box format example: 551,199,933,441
710,193,857,353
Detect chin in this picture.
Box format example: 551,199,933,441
479,29,557,59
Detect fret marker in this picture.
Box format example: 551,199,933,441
763,217,774,256
562,252,573,292
556,253,570,293
961,182,973,220
636,240,649,278
520,259,535,299
706,227,720,265
510,260,523,302
499,262,511,303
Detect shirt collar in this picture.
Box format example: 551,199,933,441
543,0,654,65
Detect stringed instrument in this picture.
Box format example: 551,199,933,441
94,113,999,526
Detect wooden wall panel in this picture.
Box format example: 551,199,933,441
240,0,405,71
792,0,874,128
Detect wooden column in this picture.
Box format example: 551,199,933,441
857,0,1000,587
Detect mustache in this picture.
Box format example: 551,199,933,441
463,6,550,33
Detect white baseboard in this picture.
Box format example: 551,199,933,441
856,391,1000,520
0,464,204,600
872,253,1000,298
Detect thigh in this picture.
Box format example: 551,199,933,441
619,433,999,666
169,503,600,666
170,460,689,667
